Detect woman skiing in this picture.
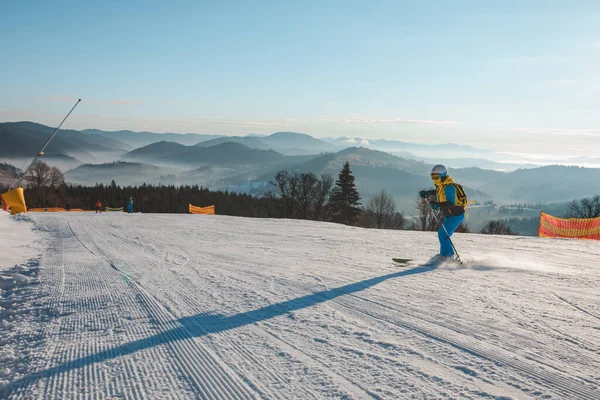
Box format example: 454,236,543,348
419,165,466,261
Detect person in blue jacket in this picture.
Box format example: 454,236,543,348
419,165,466,260
127,197,134,214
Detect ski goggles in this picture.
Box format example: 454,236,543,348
430,173,442,180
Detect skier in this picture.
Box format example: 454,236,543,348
127,197,134,214
419,165,466,261
95,200,102,214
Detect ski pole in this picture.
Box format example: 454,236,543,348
423,198,463,264
12,99,81,189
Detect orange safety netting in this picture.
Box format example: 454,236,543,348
538,211,600,240
189,204,215,215
28,208,92,212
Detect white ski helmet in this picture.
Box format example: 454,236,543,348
431,164,447,178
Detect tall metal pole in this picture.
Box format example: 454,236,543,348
423,197,463,264
12,99,81,189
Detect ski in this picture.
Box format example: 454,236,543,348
392,258,412,264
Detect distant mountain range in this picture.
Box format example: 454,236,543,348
66,162,164,187
0,162,20,186
2,121,600,212
83,129,337,156
323,136,494,158
82,129,221,148
0,122,130,158
122,141,288,165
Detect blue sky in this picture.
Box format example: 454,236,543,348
2,0,600,156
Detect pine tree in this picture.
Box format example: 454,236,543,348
329,161,361,225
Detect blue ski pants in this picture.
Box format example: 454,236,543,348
438,214,465,257
127,204,133,213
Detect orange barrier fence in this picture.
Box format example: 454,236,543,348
538,211,600,240
189,204,215,215
28,208,93,212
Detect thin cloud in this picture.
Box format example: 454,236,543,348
40,95,79,103
283,115,464,125
108,99,144,105
341,137,370,146
38,96,143,105
73,114,291,130
578,84,600,97
502,56,569,65
504,128,600,137
2,109,464,133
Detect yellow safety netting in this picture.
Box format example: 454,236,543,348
1,187,27,215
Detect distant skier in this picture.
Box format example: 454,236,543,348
95,200,102,214
419,165,467,261
65,202,71,211
127,197,134,214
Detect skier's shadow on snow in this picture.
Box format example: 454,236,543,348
8,264,435,392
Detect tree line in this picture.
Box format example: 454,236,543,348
8,159,600,235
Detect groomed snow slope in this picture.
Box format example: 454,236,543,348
2,213,599,399
0,211,42,271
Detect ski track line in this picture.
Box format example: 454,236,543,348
105,220,251,397
331,290,600,400
151,278,286,400
490,288,600,376
484,287,600,380
73,218,259,400
85,225,258,399
16,215,598,399
10,216,251,399
105,225,600,400
177,290,370,400
298,268,600,389
9,219,68,400
356,273,600,377
129,278,257,400
89,222,298,400
94,222,389,399
234,270,538,399
204,264,506,398
203,269,387,398
282,268,597,396
96,232,270,399
212,270,439,399
261,327,383,400
554,293,600,322
232,272,529,399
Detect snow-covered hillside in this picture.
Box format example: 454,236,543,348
1,213,599,399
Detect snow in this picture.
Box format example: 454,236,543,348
0,210,44,392
1,212,599,399
0,210,42,271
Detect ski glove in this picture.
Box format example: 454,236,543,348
419,189,436,199
431,201,453,210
